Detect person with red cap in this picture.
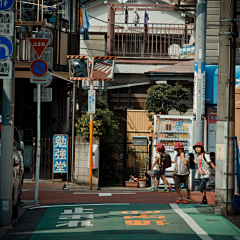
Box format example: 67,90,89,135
193,142,216,204
173,142,191,204
150,142,173,192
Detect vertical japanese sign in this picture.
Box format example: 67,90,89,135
88,90,96,114
53,134,68,173
193,62,198,119
208,113,217,152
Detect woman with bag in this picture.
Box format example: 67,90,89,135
150,142,173,192
193,142,216,204
173,142,191,204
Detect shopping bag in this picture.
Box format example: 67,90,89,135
147,170,154,177
194,170,200,179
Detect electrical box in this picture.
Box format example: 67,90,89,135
133,136,148,146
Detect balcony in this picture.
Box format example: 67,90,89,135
14,21,79,71
108,22,195,58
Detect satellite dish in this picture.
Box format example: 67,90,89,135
168,44,180,59
117,0,128,3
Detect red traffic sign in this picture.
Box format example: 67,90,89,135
30,59,48,77
28,38,50,58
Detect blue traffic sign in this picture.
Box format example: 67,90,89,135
53,134,68,174
0,0,14,10
0,36,12,60
30,59,48,77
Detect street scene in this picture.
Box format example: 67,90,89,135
1,0,240,239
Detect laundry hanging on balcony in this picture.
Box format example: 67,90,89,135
144,7,149,26
80,7,90,40
124,7,128,30
133,8,140,27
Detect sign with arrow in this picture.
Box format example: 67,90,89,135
28,38,50,58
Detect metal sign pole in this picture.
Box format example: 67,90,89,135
71,82,76,182
34,83,41,205
89,79,93,190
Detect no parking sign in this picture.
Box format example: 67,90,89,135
30,59,48,77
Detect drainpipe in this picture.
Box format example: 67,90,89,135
225,38,231,213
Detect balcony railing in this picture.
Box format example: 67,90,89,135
14,22,79,70
108,23,195,58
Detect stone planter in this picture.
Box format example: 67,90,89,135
125,181,138,188
138,179,146,188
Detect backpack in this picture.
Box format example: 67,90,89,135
161,153,172,169
203,152,215,169
188,153,195,170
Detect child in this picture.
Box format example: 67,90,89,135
150,142,173,192
173,142,191,204
193,142,216,204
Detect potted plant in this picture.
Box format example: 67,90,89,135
125,175,138,187
136,149,150,188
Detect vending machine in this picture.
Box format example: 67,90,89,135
153,115,194,189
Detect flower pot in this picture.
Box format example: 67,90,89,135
125,181,138,188
138,179,146,188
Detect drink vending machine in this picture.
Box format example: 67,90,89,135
153,115,194,189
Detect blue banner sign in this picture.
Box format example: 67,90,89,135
53,134,68,173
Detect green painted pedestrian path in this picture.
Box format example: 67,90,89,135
30,204,240,240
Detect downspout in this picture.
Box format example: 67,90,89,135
225,38,231,213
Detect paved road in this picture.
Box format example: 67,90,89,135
1,187,240,240
2,201,240,240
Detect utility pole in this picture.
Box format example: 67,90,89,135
193,0,206,145
0,0,16,226
192,0,206,191
215,0,237,214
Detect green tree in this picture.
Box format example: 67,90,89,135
146,82,191,121
75,98,121,186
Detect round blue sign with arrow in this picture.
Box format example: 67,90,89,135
0,36,13,60
0,0,14,10
30,59,48,77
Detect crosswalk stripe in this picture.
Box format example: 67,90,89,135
169,204,213,240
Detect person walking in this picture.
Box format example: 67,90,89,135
173,142,191,204
150,142,173,192
193,142,216,204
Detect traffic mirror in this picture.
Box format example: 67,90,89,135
91,56,116,81
67,56,89,80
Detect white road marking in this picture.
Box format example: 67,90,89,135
99,193,112,197
30,203,129,209
169,204,213,240
104,67,112,74
73,192,136,196
101,66,110,72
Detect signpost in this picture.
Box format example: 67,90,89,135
88,90,96,114
52,134,69,182
0,0,15,227
28,38,50,58
0,36,13,60
0,11,14,36
28,35,51,206
0,60,12,79
30,59,48,77
0,0,14,10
